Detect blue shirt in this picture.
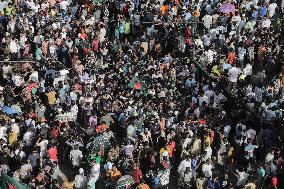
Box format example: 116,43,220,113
191,159,197,172
260,6,267,17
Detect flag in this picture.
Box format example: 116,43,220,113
1,174,29,189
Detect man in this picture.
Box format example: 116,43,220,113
60,0,69,11
202,13,213,32
74,168,87,189
136,179,150,189
69,145,83,171
228,64,242,93
202,159,213,179
157,165,170,188
178,155,191,177
90,160,100,183
108,165,122,182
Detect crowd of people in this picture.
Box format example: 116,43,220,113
0,0,284,188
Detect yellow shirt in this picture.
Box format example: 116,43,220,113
205,136,211,147
9,132,17,145
4,7,15,16
51,9,57,17
193,10,200,17
124,22,131,34
243,182,256,189
46,92,56,105
228,147,234,157
63,181,74,189
160,147,168,154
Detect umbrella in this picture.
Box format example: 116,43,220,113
219,3,235,13
116,175,134,189
1,106,18,115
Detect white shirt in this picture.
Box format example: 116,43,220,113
202,163,213,178
203,147,212,161
199,95,209,106
91,163,100,182
11,123,20,134
23,131,34,145
262,19,271,28
205,90,215,99
12,75,24,87
0,126,7,141
245,129,256,140
29,71,39,82
0,1,8,11
243,64,252,76
37,139,48,155
269,3,277,17
60,0,69,11
70,149,83,166
74,174,87,188
202,15,212,29
9,40,18,53
158,169,170,185
178,159,191,175
71,105,78,119
20,163,32,179
228,67,242,82
236,170,248,187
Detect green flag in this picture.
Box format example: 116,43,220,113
1,174,29,189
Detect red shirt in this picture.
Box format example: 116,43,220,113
271,176,277,188
133,168,142,183
48,147,58,161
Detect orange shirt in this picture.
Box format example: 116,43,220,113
109,169,122,182
96,123,109,133
193,10,200,17
167,142,176,157
138,183,150,189
160,5,169,16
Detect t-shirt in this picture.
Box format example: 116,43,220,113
158,169,170,185
269,3,277,17
46,91,56,105
228,67,241,82
63,181,74,189
133,168,142,183
87,178,96,189
70,149,83,166
137,183,150,189
257,167,265,178
37,140,48,154
48,147,58,161
244,144,257,159
60,1,69,10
